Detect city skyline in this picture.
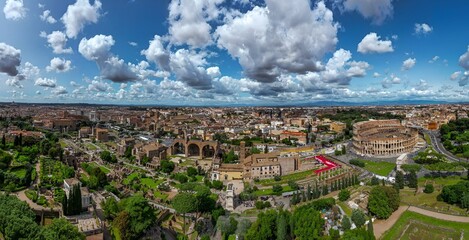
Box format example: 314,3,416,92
1,0,469,105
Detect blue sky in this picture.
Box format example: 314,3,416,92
0,0,468,105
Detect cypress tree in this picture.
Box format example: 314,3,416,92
302,191,306,202
367,219,375,240
306,184,312,200
19,134,22,146
1,134,5,146
62,194,68,216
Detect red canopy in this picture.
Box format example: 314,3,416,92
314,155,338,174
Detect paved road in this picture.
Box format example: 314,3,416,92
425,130,466,162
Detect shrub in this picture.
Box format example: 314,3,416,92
272,185,283,195
255,201,271,209
274,175,282,181
401,164,422,173
349,159,365,167
338,189,350,202
25,190,38,202
212,180,224,190
423,184,434,194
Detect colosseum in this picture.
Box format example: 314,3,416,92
352,119,418,156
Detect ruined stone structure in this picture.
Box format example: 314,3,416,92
353,119,418,156
170,139,218,159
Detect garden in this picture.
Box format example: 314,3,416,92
350,159,396,176
40,157,74,188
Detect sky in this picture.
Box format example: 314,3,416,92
0,0,468,105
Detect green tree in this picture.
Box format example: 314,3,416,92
223,150,239,163
41,218,85,240
272,184,283,195
186,167,198,177
101,197,119,220
160,160,175,173
367,218,375,240
172,193,197,234
118,195,156,239
100,150,112,163
306,184,312,200
113,211,131,240
351,209,366,227
368,186,399,219
423,184,434,194
245,210,278,240
292,205,324,239
407,170,418,188
276,210,288,240
395,171,404,189
341,216,351,231
250,147,261,154
338,189,350,201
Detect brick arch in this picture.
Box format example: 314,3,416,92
171,139,218,159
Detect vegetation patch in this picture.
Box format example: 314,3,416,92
381,211,469,240
361,160,396,176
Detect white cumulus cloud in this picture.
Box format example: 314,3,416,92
402,58,416,71
40,9,57,23
3,0,26,21
357,32,393,54
42,31,73,54
61,0,102,38
35,78,57,88
415,23,433,35
216,0,338,82
46,57,73,72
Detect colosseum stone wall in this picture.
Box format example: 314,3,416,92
352,119,418,156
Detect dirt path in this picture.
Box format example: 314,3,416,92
373,206,409,239
407,206,469,223
374,205,469,239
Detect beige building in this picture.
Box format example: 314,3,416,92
242,152,300,180
330,121,346,133
94,128,108,142
353,119,418,156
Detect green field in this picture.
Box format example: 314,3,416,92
400,176,467,215
361,160,395,176
153,191,169,200
123,172,139,185
9,167,27,178
258,170,313,186
254,185,293,196
141,178,164,189
89,162,111,174
85,143,97,150
381,211,468,240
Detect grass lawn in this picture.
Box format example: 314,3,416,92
89,162,111,174
141,177,164,189
195,175,204,182
85,143,97,150
9,167,27,178
58,140,67,148
400,176,467,215
337,201,352,216
257,170,313,186
381,211,469,240
154,191,169,200
123,172,140,185
254,185,293,196
361,160,395,176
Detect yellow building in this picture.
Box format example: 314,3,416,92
217,164,244,181
330,121,346,133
